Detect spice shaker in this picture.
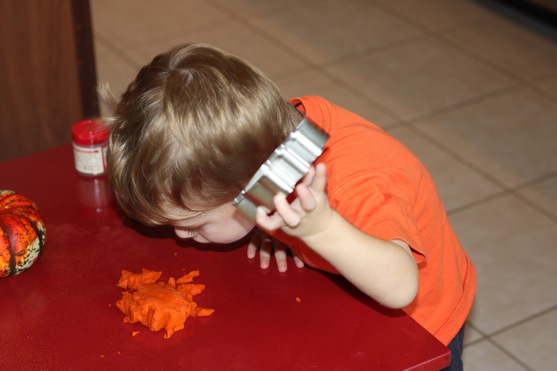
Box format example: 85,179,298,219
71,119,109,176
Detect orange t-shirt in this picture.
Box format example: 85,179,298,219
275,96,476,345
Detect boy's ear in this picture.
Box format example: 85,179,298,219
97,81,119,119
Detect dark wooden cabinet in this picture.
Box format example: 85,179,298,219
0,0,98,162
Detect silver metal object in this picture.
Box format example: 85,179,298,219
232,118,329,220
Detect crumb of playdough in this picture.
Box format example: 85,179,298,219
116,269,214,338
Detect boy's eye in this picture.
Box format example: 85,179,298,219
171,220,205,239
183,228,199,236
173,227,201,239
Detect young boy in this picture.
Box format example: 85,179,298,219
103,43,475,370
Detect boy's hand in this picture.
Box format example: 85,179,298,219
256,163,333,241
247,229,304,272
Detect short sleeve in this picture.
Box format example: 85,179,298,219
328,169,426,264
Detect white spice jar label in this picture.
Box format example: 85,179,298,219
71,119,109,176
73,143,108,176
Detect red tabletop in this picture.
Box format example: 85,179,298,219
0,145,450,370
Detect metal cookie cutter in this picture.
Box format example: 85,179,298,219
232,118,329,220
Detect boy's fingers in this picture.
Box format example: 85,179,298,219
274,244,288,272
293,254,305,268
274,193,302,227
246,231,262,259
247,242,257,259
302,166,316,186
311,163,327,192
259,238,273,269
295,184,317,211
255,207,283,231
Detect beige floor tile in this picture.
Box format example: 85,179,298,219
121,20,306,78
462,340,527,370
248,0,422,64
387,127,502,211
449,194,557,334
532,74,557,100
518,175,557,219
492,308,557,370
464,323,484,345
210,0,301,16
90,0,230,49
413,88,557,188
325,37,516,120
444,13,557,80
273,68,400,128
374,0,494,31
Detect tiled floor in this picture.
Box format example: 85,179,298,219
91,0,557,369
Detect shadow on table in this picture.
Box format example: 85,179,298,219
121,215,251,252
122,214,403,317
320,269,406,318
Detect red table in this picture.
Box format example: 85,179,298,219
0,145,450,370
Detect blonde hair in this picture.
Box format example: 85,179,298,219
101,43,301,225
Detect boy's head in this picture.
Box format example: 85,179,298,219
102,43,302,226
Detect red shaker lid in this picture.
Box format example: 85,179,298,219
71,119,109,146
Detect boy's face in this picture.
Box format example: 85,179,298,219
171,203,256,244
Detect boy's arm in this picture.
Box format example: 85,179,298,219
255,163,418,309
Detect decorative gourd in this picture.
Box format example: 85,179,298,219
0,190,47,278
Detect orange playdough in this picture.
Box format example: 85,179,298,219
116,269,214,338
